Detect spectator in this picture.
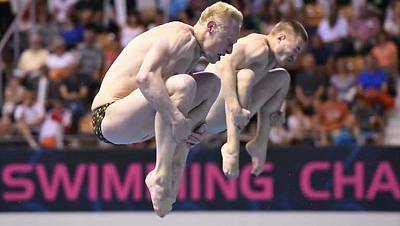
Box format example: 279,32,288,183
286,100,313,144
367,0,391,20
330,57,357,103
0,76,26,138
352,94,385,145
295,53,326,116
59,73,89,132
103,35,122,72
73,0,102,18
76,26,102,101
2,77,26,118
49,0,78,24
350,3,381,53
333,113,358,146
87,10,108,33
317,5,349,51
317,87,350,145
0,115,15,137
39,99,72,149
370,31,398,95
76,27,102,79
383,1,400,40
47,37,76,81
14,90,45,149
16,34,49,79
31,65,60,108
351,0,366,17
120,11,145,47
309,35,333,66
59,12,85,47
357,54,394,112
32,10,59,47
275,0,302,18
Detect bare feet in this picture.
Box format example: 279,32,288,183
145,171,174,217
221,143,240,178
245,139,267,176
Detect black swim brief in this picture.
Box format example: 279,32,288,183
92,102,114,144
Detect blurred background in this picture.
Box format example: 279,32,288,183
0,0,399,226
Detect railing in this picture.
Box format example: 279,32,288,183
0,0,33,107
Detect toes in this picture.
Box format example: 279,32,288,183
154,201,173,217
251,158,265,176
251,166,263,176
155,209,166,218
222,157,239,178
224,168,240,179
152,193,174,217
222,155,239,179
145,172,174,217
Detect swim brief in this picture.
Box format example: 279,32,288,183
92,102,115,144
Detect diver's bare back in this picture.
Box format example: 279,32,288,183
92,22,200,110
207,33,275,81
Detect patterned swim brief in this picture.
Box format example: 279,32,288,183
92,102,114,144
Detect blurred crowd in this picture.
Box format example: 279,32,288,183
0,0,399,149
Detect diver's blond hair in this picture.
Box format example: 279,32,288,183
197,2,243,26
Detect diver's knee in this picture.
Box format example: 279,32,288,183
167,74,197,96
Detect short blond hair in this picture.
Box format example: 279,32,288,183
270,19,308,43
198,1,243,26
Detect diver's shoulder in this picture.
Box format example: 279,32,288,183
241,33,267,45
161,21,193,33
160,22,195,41
238,33,268,55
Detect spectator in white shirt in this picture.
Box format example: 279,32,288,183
39,99,72,149
14,90,45,149
317,5,351,55
47,37,76,81
48,0,78,24
317,7,349,44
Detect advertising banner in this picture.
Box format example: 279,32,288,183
0,146,399,211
